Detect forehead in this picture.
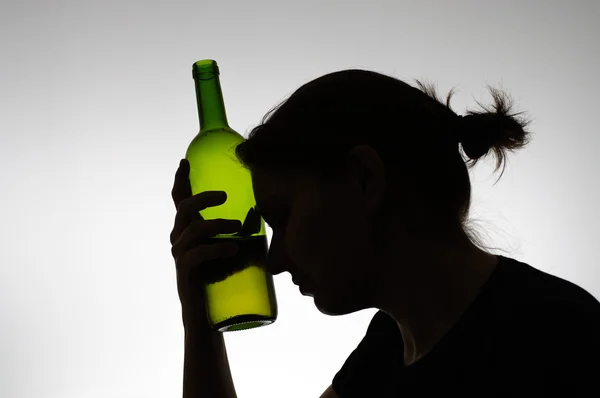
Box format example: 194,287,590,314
252,165,349,200
251,168,299,206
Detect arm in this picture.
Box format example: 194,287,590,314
320,384,339,398
185,328,339,398
183,318,237,398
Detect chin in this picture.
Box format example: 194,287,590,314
312,290,366,316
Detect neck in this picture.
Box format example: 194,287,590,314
375,235,498,366
194,73,229,133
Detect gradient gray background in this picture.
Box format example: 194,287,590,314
1,1,599,397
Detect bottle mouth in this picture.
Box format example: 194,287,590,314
193,59,219,80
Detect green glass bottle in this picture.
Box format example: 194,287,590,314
185,59,277,332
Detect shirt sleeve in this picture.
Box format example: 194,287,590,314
530,285,600,395
554,297,600,393
332,311,403,397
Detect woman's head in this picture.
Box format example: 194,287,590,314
235,69,533,316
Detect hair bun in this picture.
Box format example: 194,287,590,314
453,104,533,185
454,115,466,142
455,114,496,160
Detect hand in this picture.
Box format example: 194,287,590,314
170,159,243,329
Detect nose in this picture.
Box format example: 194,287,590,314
263,235,294,276
264,248,288,276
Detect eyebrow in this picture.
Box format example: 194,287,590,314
256,196,286,218
256,202,274,218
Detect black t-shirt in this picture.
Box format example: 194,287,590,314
332,255,600,396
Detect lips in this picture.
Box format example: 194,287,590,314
292,274,306,286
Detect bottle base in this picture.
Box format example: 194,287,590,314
213,314,276,332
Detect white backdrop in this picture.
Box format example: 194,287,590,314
1,1,599,397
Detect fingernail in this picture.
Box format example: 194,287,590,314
231,219,242,228
227,244,239,255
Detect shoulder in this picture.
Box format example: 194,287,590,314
331,311,401,397
338,310,401,363
366,310,398,336
495,256,600,317
497,257,600,372
528,267,600,389
517,260,599,319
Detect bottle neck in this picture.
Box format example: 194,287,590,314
194,73,229,132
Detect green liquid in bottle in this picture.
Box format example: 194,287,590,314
185,59,278,332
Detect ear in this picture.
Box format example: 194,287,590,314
346,145,387,216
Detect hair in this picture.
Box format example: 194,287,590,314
234,69,533,252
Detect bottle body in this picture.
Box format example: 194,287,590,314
186,60,277,332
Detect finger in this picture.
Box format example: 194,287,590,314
171,159,193,210
170,191,229,245
175,241,240,274
171,218,242,259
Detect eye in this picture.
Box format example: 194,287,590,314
264,217,278,229
264,212,287,230
257,204,288,230
257,208,276,228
